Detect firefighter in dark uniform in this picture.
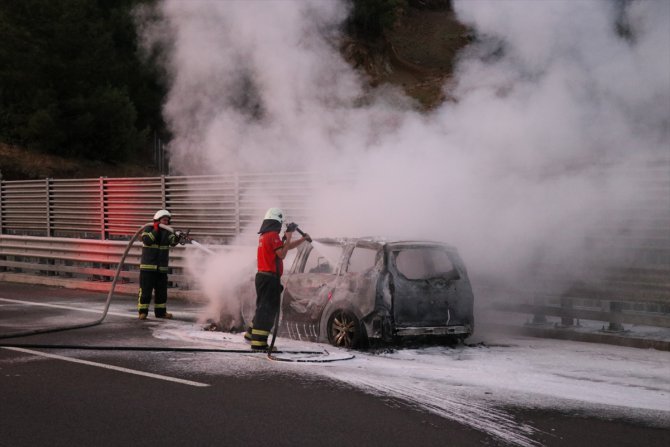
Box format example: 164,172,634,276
245,207,309,350
138,209,179,320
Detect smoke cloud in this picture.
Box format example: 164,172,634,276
136,0,670,316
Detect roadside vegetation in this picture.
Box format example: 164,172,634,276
0,0,165,179
0,0,468,180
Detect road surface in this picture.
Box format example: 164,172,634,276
1,282,668,446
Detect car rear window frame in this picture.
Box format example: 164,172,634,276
391,246,457,281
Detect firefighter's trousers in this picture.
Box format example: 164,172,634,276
138,270,169,317
249,272,282,349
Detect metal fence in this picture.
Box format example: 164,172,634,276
0,233,217,300
0,172,326,300
0,173,321,242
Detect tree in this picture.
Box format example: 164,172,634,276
0,0,165,162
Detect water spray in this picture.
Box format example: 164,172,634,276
161,224,215,256
191,240,215,255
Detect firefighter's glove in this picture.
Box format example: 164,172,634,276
286,222,298,233
175,230,189,245
153,221,160,232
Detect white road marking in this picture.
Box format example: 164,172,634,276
0,297,131,318
2,346,210,387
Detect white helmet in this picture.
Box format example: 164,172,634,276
264,207,284,223
153,209,171,221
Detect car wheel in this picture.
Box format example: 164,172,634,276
327,310,361,348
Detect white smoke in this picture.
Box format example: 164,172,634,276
136,0,670,311
186,243,255,327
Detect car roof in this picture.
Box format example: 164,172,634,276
312,237,457,251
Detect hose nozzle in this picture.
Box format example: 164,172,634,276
295,227,312,243
286,222,312,243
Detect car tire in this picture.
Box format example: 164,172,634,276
327,310,362,349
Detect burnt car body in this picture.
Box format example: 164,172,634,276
240,238,474,349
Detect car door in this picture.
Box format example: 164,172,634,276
280,242,344,341
335,242,383,318
388,244,460,328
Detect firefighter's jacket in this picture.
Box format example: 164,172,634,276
140,225,178,273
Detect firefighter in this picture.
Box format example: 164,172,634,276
137,209,180,320
245,208,309,350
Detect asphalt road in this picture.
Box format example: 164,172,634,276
0,282,668,447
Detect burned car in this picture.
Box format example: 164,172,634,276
240,238,474,349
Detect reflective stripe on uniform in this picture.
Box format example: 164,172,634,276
140,264,158,270
251,328,271,336
251,340,268,347
155,303,166,309
143,232,156,242
138,289,149,310
137,288,146,309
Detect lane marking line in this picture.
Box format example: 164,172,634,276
0,297,131,318
2,346,210,387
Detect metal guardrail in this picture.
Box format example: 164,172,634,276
0,234,223,299
487,159,670,329
491,301,670,328
484,280,670,329
0,234,191,277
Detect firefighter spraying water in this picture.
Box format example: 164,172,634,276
137,210,196,320
244,208,310,352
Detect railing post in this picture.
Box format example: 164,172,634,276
0,172,3,272
531,293,547,324
607,301,625,332
234,172,240,236
40,177,55,275
99,177,107,240
45,177,52,237
0,172,3,235
161,175,166,209
560,297,574,327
